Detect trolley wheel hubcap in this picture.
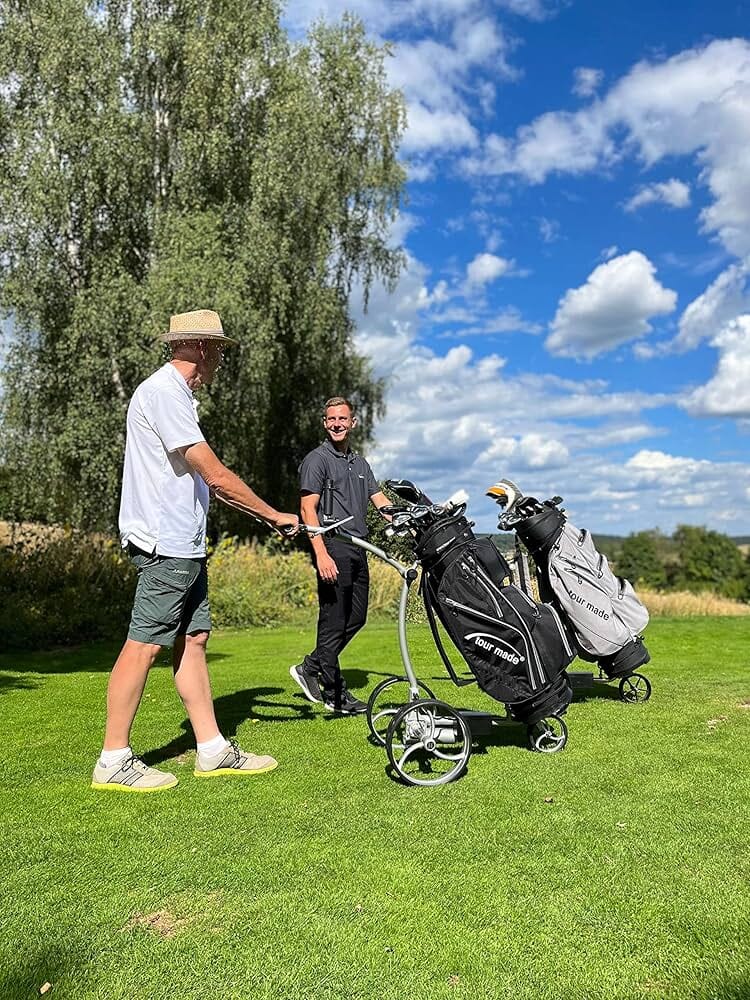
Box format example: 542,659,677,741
528,716,568,753
618,673,652,703
366,676,435,747
385,699,472,787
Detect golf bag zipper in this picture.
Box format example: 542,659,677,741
547,604,574,659
495,590,546,688
557,560,638,642
467,559,546,688
442,596,538,691
460,556,504,619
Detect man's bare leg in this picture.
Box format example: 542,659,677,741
172,632,221,744
103,638,162,750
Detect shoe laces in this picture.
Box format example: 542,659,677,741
226,738,244,766
121,753,148,773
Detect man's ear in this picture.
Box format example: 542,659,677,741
351,415,358,428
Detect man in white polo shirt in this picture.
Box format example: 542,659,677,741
92,309,299,793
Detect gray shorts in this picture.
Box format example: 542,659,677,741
127,544,211,647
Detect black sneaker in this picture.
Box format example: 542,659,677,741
323,692,368,715
289,663,323,704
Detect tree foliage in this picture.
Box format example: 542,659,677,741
616,530,668,590
0,0,406,532
671,524,747,599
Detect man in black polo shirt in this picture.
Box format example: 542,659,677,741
290,396,391,714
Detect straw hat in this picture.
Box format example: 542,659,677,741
159,309,237,345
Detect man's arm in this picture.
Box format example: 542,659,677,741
181,441,298,533
301,492,338,583
370,491,393,520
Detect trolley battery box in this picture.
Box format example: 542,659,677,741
569,670,594,690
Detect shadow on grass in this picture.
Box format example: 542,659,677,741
0,673,40,694
571,680,626,703
0,647,231,698
692,979,750,1000
0,642,120,678
0,944,79,1000
142,685,319,766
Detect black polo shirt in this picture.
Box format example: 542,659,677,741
299,440,379,538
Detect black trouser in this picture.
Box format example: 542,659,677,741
304,538,369,701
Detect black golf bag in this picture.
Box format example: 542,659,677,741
407,502,575,725
497,495,650,679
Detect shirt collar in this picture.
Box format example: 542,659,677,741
163,362,194,399
323,438,355,460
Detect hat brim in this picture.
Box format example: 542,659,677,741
159,330,238,346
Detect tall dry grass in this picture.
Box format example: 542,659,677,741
639,588,750,617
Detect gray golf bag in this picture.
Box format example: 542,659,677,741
489,487,651,680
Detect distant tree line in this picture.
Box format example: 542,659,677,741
609,526,750,601
486,524,750,602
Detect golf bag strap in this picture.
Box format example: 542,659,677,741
514,536,530,595
420,575,476,688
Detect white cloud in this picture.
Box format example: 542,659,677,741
624,179,691,213
497,0,549,18
462,38,750,256
403,104,478,152
600,245,619,261
572,67,603,98
671,261,750,352
439,307,542,337
538,217,560,243
466,252,513,286
349,254,699,533
624,449,709,483
682,315,750,418
388,17,514,155
476,432,570,470
406,160,436,182
285,2,518,160
285,0,482,36
546,252,677,358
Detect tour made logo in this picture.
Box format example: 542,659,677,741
465,632,523,666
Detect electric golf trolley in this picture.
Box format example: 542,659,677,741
327,480,577,787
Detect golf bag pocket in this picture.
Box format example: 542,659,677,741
546,523,649,661
433,551,575,705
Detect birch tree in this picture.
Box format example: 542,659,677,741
0,0,405,530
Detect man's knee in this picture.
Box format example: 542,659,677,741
183,630,210,650
122,638,164,667
346,610,368,638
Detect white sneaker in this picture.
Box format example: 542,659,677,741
91,754,178,793
194,739,278,778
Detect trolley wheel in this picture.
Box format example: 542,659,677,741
366,676,435,747
618,673,652,703
385,699,471,787
528,716,568,754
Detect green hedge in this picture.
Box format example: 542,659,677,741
0,529,411,650
0,527,136,650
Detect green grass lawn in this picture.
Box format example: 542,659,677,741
1,618,748,1000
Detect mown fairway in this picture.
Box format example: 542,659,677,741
1,618,748,1000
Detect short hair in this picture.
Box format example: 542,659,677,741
323,396,354,416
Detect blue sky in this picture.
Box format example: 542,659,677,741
286,0,750,535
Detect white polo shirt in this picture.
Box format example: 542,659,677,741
119,363,210,558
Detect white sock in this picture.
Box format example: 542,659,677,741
99,747,131,768
196,733,229,757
